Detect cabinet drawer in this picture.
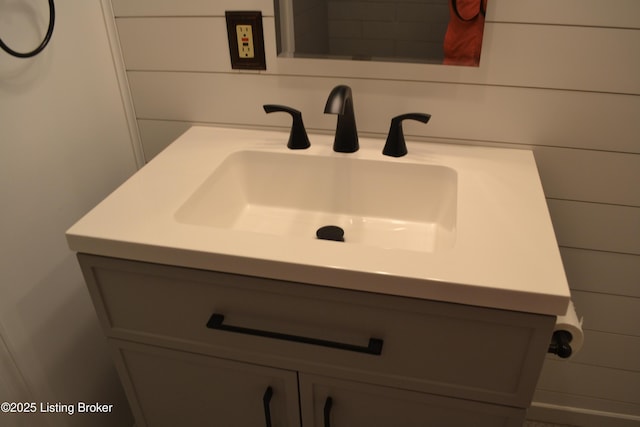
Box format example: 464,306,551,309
111,339,300,427
299,373,525,427
80,254,554,407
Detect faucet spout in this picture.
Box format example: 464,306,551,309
324,85,359,153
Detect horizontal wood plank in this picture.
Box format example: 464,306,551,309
110,0,640,29
530,391,640,427
533,148,640,207
488,0,640,29
115,17,640,95
536,359,640,405
560,330,640,372
126,71,640,154
482,24,640,94
137,120,192,161
116,17,233,72
560,248,640,298
111,0,274,17
548,200,640,254
571,291,640,337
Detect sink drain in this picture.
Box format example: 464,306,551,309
316,225,344,242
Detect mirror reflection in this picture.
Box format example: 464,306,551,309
274,0,488,66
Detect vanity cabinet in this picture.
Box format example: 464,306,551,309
78,253,555,427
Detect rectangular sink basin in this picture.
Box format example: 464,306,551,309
175,150,457,253
66,126,570,316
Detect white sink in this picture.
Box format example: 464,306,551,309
66,126,570,315
175,150,457,252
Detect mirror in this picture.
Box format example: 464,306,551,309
274,0,488,67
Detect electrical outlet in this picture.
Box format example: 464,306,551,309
236,25,255,58
225,11,266,70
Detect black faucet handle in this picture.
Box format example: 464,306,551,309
263,104,311,150
382,113,431,157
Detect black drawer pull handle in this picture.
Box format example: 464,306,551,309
206,314,383,355
324,396,333,427
263,387,273,427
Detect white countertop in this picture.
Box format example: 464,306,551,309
66,126,570,315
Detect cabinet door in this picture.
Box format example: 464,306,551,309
299,374,524,427
111,339,300,427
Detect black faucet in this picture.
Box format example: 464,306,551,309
324,85,359,153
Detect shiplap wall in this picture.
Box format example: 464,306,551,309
107,0,640,425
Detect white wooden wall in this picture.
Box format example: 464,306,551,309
108,0,640,425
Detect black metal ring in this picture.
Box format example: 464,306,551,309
1,0,55,58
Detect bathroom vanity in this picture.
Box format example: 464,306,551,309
67,126,570,427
